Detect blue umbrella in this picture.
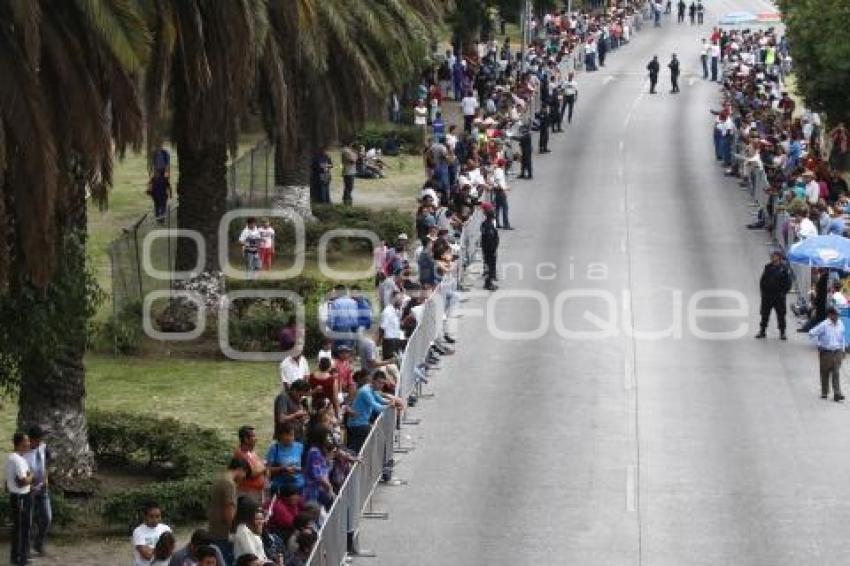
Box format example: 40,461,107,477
718,11,759,26
787,235,850,269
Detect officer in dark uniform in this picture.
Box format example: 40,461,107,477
677,0,686,22
669,53,681,93
518,126,533,179
480,204,500,291
756,250,792,340
550,90,564,133
538,105,551,153
647,56,660,94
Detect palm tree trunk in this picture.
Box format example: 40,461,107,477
175,142,228,273
17,181,94,491
272,137,315,222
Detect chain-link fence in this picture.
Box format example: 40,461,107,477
108,140,275,316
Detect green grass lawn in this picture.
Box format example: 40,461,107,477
0,355,278,447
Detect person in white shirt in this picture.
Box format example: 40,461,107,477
380,292,405,360
808,307,846,401
132,502,171,566
238,218,262,276
798,212,819,239
7,432,33,566
258,219,275,271
461,92,478,133
803,171,820,205
233,501,270,563
280,352,310,390
23,426,50,556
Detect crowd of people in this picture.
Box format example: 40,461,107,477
6,3,658,566
712,25,850,399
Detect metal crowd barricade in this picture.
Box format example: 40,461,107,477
305,406,397,566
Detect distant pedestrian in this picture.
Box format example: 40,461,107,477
238,218,262,276
677,0,686,23
518,127,533,180
700,39,709,79
689,2,696,24
7,432,33,566
24,426,50,557
147,171,172,224
697,1,704,24
480,203,499,291
538,106,551,153
808,307,846,402
562,72,578,124
310,147,333,204
710,40,720,81
755,251,791,340
258,219,275,271
669,54,681,93
341,143,358,205
647,55,660,94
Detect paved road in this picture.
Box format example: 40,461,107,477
360,2,850,565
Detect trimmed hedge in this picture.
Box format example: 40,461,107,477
88,410,231,480
88,410,230,528
100,476,213,529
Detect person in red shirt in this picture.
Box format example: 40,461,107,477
265,484,305,537
334,345,356,402
234,426,266,500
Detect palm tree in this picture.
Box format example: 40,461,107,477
262,0,444,211
0,0,147,487
143,0,267,272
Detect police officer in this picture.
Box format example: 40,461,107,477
669,53,681,93
677,0,686,23
756,250,792,340
517,126,533,179
538,105,551,153
480,203,500,291
647,56,660,94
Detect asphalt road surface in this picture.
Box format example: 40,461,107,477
359,2,850,565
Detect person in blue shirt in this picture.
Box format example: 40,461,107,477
808,307,846,402
327,286,359,351
346,371,391,454
349,285,373,331
432,112,446,143
265,423,304,494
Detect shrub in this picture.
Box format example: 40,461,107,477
354,122,422,155
92,301,144,354
87,410,231,480
100,476,213,530
87,410,232,529
224,275,348,357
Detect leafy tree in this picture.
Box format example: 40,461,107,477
262,0,441,209
0,0,147,487
143,1,267,272
778,0,850,124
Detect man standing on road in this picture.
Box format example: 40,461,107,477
700,39,709,79
480,203,499,291
710,40,721,81
755,251,792,340
562,72,578,124
538,105,551,154
669,54,681,93
518,126,533,180
677,0,686,23
647,56,660,94
808,307,846,402
697,0,705,24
